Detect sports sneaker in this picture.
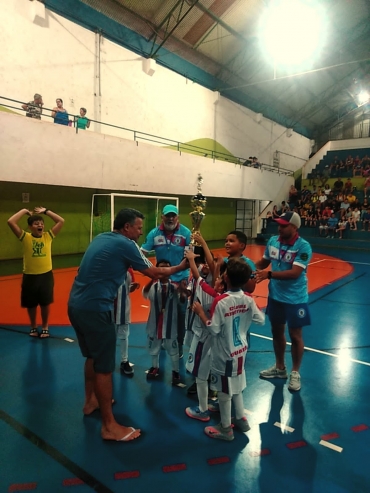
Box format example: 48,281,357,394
187,382,197,394
172,371,181,385
232,416,251,432
120,361,134,375
185,406,210,422
147,367,160,380
208,400,220,413
260,365,288,379
288,371,301,391
204,423,234,441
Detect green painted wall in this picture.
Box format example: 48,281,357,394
0,182,236,262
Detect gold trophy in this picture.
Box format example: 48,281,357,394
189,174,207,263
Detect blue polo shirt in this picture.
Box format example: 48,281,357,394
68,232,152,311
263,235,312,304
141,223,191,282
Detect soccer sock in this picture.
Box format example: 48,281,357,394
170,353,179,372
151,355,159,368
218,391,232,428
120,338,128,363
195,377,208,412
232,392,245,420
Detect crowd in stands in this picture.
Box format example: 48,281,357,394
21,92,90,129
309,154,370,183
266,181,370,239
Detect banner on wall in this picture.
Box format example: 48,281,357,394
273,151,280,167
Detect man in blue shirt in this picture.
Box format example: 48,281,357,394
141,205,191,355
68,208,187,443
255,212,312,391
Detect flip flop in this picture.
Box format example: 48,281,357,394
39,329,50,338
29,328,38,337
117,427,140,442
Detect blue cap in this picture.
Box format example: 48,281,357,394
162,205,178,215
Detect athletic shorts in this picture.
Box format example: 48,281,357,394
266,297,311,328
68,306,116,373
21,271,54,308
186,332,212,380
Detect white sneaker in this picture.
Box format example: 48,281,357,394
260,365,288,379
288,371,301,391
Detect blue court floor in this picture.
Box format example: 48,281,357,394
1,247,370,493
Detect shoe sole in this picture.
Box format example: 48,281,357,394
185,408,210,422
260,374,288,379
288,385,301,391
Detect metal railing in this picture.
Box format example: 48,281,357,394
0,95,294,176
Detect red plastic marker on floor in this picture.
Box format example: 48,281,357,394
207,456,230,465
321,432,340,441
114,470,140,480
351,424,369,432
286,440,307,449
62,478,84,487
162,463,187,473
8,483,37,491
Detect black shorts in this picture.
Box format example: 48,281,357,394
68,306,116,373
21,271,54,308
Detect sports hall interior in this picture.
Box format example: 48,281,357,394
1,1,370,492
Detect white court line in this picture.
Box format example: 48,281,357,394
64,338,74,343
250,333,370,367
319,440,343,453
244,408,253,415
274,422,295,433
314,258,370,267
309,259,326,266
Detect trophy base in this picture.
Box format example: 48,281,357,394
193,245,205,264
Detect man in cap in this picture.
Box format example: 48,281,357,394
141,205,191,356
254,211,312,391
22,93,43,120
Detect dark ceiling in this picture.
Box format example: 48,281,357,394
55,0,370,140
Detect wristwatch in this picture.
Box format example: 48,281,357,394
267,271,272,279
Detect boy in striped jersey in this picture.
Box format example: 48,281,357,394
193,259,265,441
115,268,140,375
143,260,185,385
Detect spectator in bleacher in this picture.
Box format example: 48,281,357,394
361,208,370,231
350,208,360,230
278,201,289,215
336,218,349,239
300,185,310,203
311,192,319,205
22,93,43,120
75,107,90,130
318,191,327,208
252,156,260,168
318,216,328,237
321,164,330,185
324,184,331,196
346,155,354,172
353,156,363,177
288,185,298,208
344,178,353,195
340,199,350,216
337,191,345,203
322,206,333,219
272,205,280,219
327,214,339,238
333,177,344,194
363,176,370,198
362,197,369,209
51,98,69,126
346,191,356,206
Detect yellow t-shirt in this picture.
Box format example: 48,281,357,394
20,230,55,274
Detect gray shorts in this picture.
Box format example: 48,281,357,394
68,306,116,373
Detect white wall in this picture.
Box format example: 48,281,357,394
0,0,311,173
0,112,292,203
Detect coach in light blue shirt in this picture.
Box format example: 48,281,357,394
254,211,312,393
141,204,191,283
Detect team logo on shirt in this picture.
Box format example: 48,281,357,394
187,353,194,364
284,252,292,262
210,373,218,385
174,236,182,245
154,236,166,245
297,308,306,318
300,253,308,261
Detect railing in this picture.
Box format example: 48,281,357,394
0,95,294,176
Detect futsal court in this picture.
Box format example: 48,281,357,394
1,244,369,493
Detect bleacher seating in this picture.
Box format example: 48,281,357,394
307,148,370,180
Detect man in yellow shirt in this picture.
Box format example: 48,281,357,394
7,206,64,338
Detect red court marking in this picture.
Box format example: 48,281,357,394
62,478,84,487
286,440,307,449
321,432,340,441
162,463,187,473
0,247,354,325
8,484,37,492
249,449,271,457
351,424,369,432
207,456,230,465
114,470,140,480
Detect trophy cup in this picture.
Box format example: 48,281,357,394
189,174,207,263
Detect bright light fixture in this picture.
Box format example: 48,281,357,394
358,90,369,106
259,0,327,67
